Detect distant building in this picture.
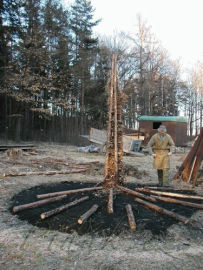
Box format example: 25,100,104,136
139,115,188,146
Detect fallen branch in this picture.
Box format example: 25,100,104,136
135,188,203,201
13,195,67,213
117,185,156,203
152,195,203,209
37,186,103,199
40,196,89,219
125,204,136,230
78,204,99,224
134,197,189,224
107,188,114,214
3,168,87,177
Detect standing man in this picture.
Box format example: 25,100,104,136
147,125,175,186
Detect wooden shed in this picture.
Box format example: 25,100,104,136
139,115,188,146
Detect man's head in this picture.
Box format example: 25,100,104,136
158,125,167,135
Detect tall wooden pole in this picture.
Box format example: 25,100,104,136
104,54,124,188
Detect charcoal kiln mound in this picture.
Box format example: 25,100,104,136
10,181,200,237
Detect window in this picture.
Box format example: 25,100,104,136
153,122,162,129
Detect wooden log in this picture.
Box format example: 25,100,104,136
40,196,89,219
3,168,88,177
78,204,99,224
152,195,203,210
107,188,114,214
125,204,136,230
134,197,189,224
13,195,67,213
37,186,103,199
188,155,197,183
117,185,157,203
135,188,203,201
174,128,202,181
147,186,193,192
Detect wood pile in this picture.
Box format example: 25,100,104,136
174,127,203,185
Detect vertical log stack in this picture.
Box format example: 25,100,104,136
174,127,203,185
104,54,124,188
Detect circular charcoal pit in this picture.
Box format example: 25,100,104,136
10,181,199,236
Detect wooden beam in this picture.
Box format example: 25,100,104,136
125,204,136,230
134,197,189,224
117,185,157,203
3,168,88,177
37,186,103,199
135,188,203,201
13,195,67,213
40,196,89,219
78,204,99,224
107,188,114,214
152,195,203,210
147,186,193,192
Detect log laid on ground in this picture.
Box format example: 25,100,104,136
125,204,136,230
3,169,88,177
135,188,203,201
13,195,67,213
40,196,89,219
152,195,203,210
117,185,157,203
37,186,103,199
147,186,193,192
107,188,114,214
134,197,189,224
78,204,99,224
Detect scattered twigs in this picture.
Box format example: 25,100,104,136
117,185,156,203
152,195,203,210
78,204,99,224
3,169,88,178
135,188,203,201
37,186,103,199
134,197,189,224
40,196,89,219
107,188,114,214
13,195,67,213
125,204,136,230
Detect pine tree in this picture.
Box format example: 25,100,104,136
70,0,100,132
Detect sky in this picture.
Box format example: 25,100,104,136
63,0,203,71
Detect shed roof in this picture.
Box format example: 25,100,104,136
139,115,187,123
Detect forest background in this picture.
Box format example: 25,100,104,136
0,0,202,144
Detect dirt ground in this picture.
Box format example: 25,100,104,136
0,142,202,270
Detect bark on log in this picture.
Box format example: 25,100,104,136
3,169,87,177
135,188,203,201
147,186,193,192
134,198,189,224
125,204,136,230
37,186,103,199
40,196,89,219
117,185,157,203
13,195,67,213
78,204,99,224
174,127,203,182
107,188,114,214
152,195,203,209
